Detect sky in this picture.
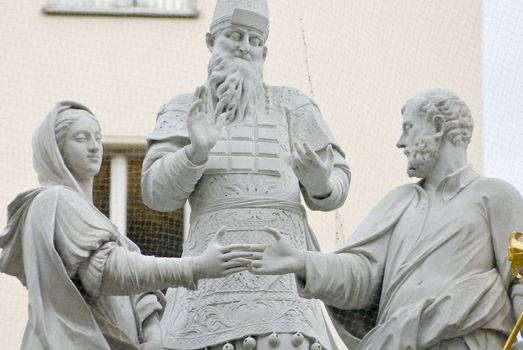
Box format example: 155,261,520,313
483,0,523,193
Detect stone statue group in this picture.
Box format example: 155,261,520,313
1,1,523,349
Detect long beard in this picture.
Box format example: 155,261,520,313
207,51,264,124
407,134,441,178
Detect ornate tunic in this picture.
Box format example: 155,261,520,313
143,86,351,349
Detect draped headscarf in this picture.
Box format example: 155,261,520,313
0,102,116,350
0,101,95,282
33,101,95,194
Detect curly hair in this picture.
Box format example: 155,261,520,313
404,89,474,148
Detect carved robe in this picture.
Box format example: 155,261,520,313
299,166,523,349
143,86,351,349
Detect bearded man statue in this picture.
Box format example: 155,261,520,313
247,89,523,350
141,1,351,349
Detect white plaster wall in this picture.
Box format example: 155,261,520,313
0,1,482,348
483,1,523,192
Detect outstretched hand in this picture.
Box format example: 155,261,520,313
292,142,334,198
248,227,306,277
193,226,266,280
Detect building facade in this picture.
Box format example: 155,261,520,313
0,1,482,348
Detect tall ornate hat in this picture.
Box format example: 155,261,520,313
210,0,269,38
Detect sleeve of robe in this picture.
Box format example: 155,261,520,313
141,139,207,212
51,186,196,301
141,93,207,212
296,233,389,310
295,185,414,309
283,87,351,211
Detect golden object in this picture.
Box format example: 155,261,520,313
509,231,523,278
504,231,523,350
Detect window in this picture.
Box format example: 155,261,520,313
43,0,198,18
93,137,184,258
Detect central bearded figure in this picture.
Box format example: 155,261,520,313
141,0,351,349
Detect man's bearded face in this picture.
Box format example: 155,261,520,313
397,103,441,179
406,134,440,178
207,26,266,124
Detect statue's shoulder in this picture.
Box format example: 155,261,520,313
157,92,193,118
148,93,193,143
33,185,65,201
384,183,417,201
475,176,522,200
270,85,316,111
36,185,83,203
29,185,84,213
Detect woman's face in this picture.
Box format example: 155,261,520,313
61,114,103,181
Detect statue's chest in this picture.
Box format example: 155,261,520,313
205,110,291,176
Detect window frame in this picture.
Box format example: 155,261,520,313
43,0,199,18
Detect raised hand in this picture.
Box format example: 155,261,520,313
249,227,306,277
186,86,229,165
193,226,266,280
292,142,335,198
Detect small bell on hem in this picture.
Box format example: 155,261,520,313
268,332,280,347
292,332,305,347
244,336,256,350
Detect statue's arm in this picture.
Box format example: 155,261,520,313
296,234,388,310
284,87,351,211
141,139,207,212
78,242,198,296
487,180,523,320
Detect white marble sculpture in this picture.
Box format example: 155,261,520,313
249,89,523,349
141,0,351,349
0,102,261,350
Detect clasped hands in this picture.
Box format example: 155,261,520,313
192,226,267,280
193,226,305,280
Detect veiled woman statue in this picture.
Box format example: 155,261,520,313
0,102,261,350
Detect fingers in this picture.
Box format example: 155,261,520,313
303,142,323,165
201,86,210,115
212,226,227,243
219,243,253,253
246,244,268,252
248,261,271,275
192,86,202,101
222,251,265,262
294,142,311,163
188,98,202,116
222,258,251,269
219,243,267,254
291,161,304,179
264,227,283,241
231,257,256,264
221,251,255,260
248,252,264,260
